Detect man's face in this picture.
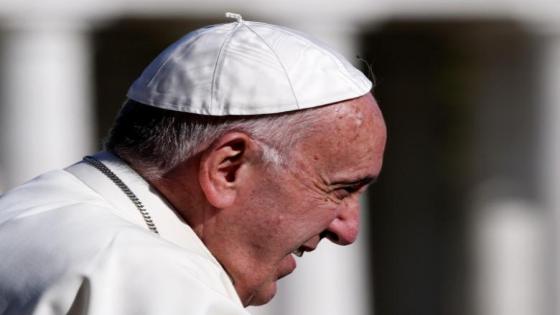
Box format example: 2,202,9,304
211,93,386,306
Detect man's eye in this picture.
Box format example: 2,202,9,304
333,186,360,199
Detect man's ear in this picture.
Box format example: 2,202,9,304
199,132,256,209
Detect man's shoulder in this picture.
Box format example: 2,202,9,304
0,169,246,314
0,218,244,315
0,168,221,275
0,168,112,222
0,168,153,279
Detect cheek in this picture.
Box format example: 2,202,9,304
249,173,339,238
288,199,340,234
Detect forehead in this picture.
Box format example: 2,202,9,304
295,94,386,182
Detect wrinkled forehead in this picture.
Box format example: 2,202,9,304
293,94,386,177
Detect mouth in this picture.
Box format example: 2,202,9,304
292,242,317,258
292,247,305,257
277,254,298,280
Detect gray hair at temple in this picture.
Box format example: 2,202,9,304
105,99,322,180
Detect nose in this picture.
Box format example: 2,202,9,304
322,201,360,245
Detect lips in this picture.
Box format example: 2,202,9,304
277,254,297,280
292,247,304,257
279,243,318,280
292,242,318,258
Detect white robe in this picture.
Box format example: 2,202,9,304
0,152,249,315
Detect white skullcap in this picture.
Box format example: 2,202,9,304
127,13,372,116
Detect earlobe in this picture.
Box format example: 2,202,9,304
198,132,254,209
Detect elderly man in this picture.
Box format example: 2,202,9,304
0,13,386,315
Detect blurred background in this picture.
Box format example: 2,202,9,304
1,1,560,314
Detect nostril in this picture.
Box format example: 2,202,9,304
319,230,339,244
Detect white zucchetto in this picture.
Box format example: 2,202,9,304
127,13,372,116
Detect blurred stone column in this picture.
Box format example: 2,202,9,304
250,21,373,315
0,18,94,190
470,196,546,315
538,25,560,315
458,22,550,315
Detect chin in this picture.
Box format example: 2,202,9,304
242,255,297,306
246,282,277,306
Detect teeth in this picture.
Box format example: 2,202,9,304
293,248,304,257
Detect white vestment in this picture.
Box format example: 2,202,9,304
0,152,249,315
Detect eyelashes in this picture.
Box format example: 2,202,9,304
333,185,362,199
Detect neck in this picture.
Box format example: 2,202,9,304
146,158,210,238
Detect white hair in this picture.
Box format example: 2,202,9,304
105,100,325,179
